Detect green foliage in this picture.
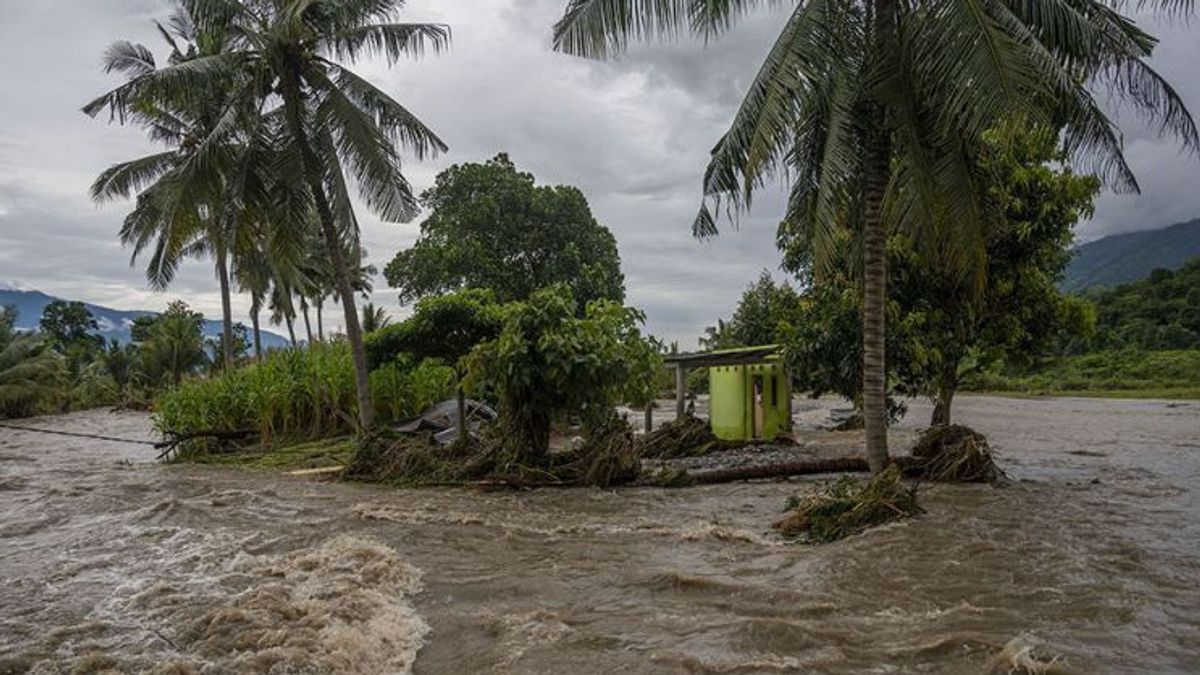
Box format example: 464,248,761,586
774,125,1097,423
964,349,1200,398
360,303,392,334
885,125,1100,418
39,301,102,352
701,271,800,350
465,285,661,465
137,301,208,386
1071,258,1200,352
155,341,454,456
384,154,625,308
366,289,504,373
0,307,63,419
206,323,251,373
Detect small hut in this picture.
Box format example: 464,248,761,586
662,345,791,441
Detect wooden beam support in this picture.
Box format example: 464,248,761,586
675,365,687,419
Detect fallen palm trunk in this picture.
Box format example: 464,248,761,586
686,456,880,484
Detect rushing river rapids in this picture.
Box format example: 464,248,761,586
1,396,1198,674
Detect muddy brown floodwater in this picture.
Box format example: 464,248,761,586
2,396,1199,674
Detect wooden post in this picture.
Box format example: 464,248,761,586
643,404,653,433
675,365,687,420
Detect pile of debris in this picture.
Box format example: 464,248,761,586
638,415,758,459
390,398,497,447
773,465,922,543
909,424,1005,484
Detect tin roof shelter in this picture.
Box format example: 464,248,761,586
662,345,791,441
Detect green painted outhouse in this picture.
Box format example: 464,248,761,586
662,345,792,442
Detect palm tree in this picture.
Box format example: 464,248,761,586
84,5,266,372
554,0,1197,472
361,302,391,333
0,309,62,419
117,0,451,431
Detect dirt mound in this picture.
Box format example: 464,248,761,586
910,425,1004,484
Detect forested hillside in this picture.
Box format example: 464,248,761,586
1063,219,1200,291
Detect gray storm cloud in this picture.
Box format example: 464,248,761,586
1,1,1197,346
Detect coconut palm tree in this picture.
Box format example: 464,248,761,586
361,302,391,333
84,4,270,372
109,0,449,431
554,0,1197,472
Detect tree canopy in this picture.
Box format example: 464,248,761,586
384,154,625,308
465,285,659,464
776,124,1100,424
1073,258,1200,352
701,271,801,350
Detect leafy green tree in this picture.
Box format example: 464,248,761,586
1074,258,1200,352
1,307,62,419
39,301,102,350
554,0,1197,472
465,286,660,466
367,289,505,441
361,302,392,334
138,301,208,387
85,3,264,372
98,339,142,404
701,271,800,349
888,125,1100,424
780,125,1099,425
385,154,625,307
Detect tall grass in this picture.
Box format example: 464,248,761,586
155,342,454,453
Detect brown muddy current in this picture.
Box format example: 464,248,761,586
1,396,1198,674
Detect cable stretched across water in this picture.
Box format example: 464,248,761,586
0,421,160,446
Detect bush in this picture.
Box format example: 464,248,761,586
155,341,453,456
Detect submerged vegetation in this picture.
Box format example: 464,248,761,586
775,467,922,544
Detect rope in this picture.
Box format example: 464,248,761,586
0,422,160,446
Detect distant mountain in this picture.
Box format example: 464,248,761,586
0,286,290,349
1063,218,1200,292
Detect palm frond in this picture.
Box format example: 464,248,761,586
320,22,450,63
90,152,181,202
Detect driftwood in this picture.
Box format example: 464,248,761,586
155,429,258,460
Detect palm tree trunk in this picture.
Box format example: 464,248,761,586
286,314,297,347
215,245,235,371
250,301,263,361
300,296,314,345
316,297,324,342
282,74,375,432
862,110,891,474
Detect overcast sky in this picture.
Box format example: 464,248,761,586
1,1,1198,346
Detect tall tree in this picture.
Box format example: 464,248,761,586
554,0,1197,472
84,4,265,372
384,154,625,307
